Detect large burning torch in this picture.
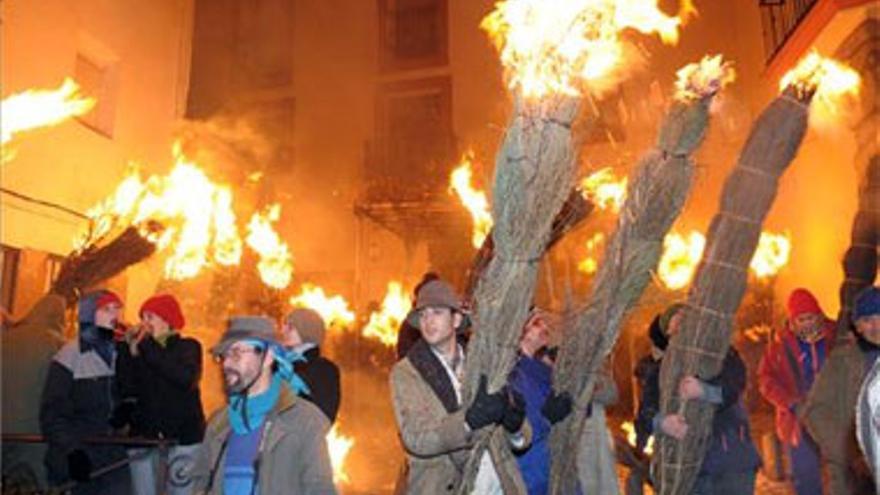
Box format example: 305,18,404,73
547,54,734,495
654,52,861,495
457,1,689,492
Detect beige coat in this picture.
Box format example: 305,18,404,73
390,356,531,494
803,340,874,494
191,386,337,494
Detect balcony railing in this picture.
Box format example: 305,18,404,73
759,0,819,62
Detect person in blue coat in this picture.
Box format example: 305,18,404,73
508,308,573,495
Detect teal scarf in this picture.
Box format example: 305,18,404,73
228,374,282,434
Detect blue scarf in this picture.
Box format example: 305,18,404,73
226,341,311,435
79,323,115,367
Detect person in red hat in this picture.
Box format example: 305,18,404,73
758,288,836,495
114,294,205,495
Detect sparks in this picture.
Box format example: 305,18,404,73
326,424,354,485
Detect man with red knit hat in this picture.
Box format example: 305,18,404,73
114,294,205,495
758,288,835,495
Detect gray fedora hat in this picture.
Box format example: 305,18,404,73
210,315,280,356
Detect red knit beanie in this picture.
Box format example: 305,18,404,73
95,291,123,312
140,294,185,330
787,288,823,319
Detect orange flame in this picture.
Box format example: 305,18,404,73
750,231,791,279
289,284,356,328
674,54,736,102
578,232,606,274
450,153,493,248
1,78,96,147
481,0,688,98
326,424,354,485
79,142,243,280
580,167,628,213
621,420,653,455
780,50,860,102
658,230,792,290
657,230,706,290
362,282,411,346
245,204,294,290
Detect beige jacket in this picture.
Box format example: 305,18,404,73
191,387,337,494
390,356,531,494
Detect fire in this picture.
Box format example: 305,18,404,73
779,50,860,103
326,424,354,485
674,54,736,102
362,282,412,346
578,232,606,274
449,153,493,248
79,142,243,280
480,0,689,98
1,78,96,147
621,420,654,455
245,204,294,290
657,230,706,290
289,284,356,328
580,168,628,213
658,230,792,289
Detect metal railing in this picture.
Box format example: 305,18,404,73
759,0,820,62
2,434,177,494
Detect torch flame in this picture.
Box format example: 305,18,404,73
289,284,356,328
580,167,628,213
578,232,606,274
780,50,860,104
362,282,412,346
657,230,706,290
245,204,294,290
79,142,243,281
481,0,689,98
750,231,791,279
658,230,792,290
621,420,653,455
326,424,354,485
450,153,493,248
1,78,96,147
674,54,736,102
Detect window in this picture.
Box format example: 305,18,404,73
44,254,64,293
1,245,21,316
368,77,454,200
238,0,294,89
379,0,448,71
75,33,120,137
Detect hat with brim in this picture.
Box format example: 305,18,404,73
210,316,280,356
405,279,470,330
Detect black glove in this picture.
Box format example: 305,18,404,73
541,390,573,424
67,449,92,482
465,375,507,430
501,389,526,433
109,400,135,429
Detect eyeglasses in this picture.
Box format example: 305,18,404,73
214,345,263,363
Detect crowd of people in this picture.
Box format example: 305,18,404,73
1,278,879,494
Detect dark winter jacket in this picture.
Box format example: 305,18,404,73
39,335,127,483
509,355,553,495
634,354,662,453
637,348,761,475
294,346,341,424
116,333,206,445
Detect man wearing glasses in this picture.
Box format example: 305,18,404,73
190,316,336,494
